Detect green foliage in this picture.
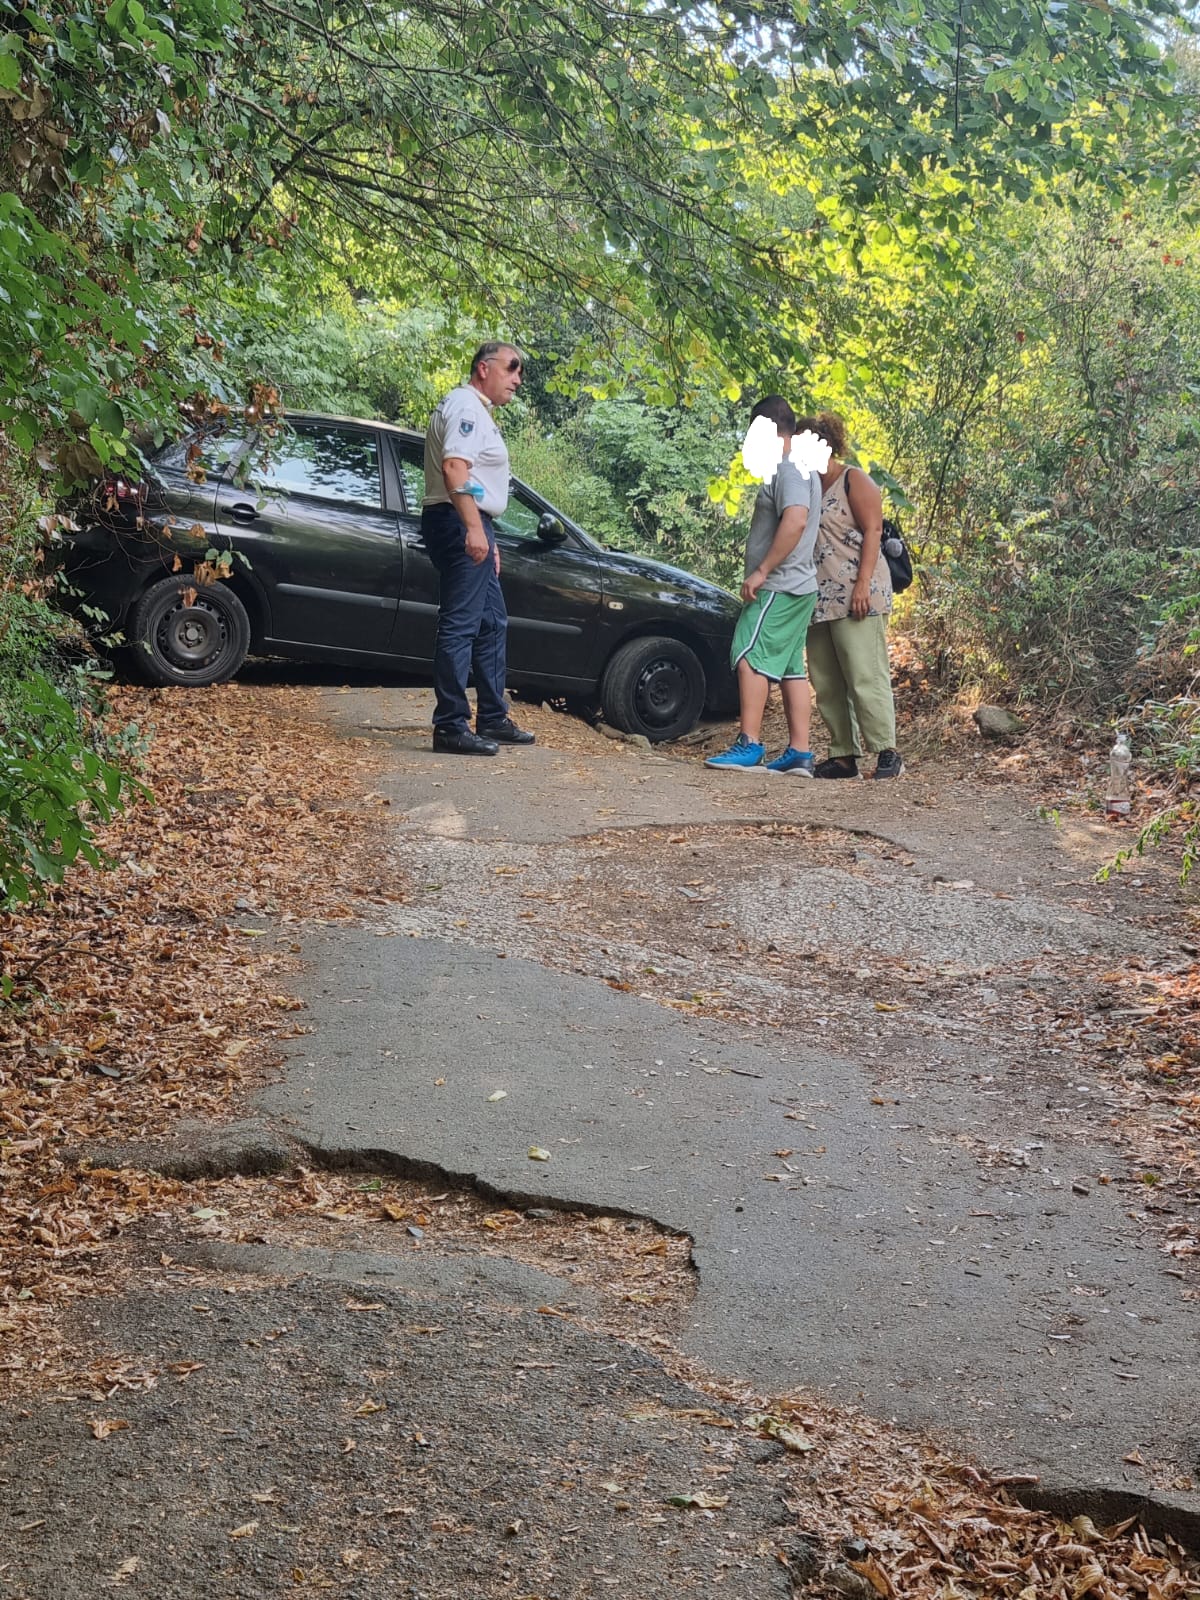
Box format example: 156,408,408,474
569,399,749,585
217,296,487,428
796,201,1200,709
0,671,131,911
1108,594,1200,882
0,0,248,475
505,396,748,588
3,0,1193,488
0,456,140,913
505,416,635,554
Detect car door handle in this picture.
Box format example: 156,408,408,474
229,502,258,524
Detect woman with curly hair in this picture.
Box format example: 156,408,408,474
794,412,903,780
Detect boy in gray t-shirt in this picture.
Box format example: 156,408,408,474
705,396,820,775
744,454,822,597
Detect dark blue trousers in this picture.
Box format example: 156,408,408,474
420,502,510,734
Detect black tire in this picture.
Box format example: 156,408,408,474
600,635,706,743
128,575,251,687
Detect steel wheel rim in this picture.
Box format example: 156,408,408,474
156,594,228,670
634,654,689,730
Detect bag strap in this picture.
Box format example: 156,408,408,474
847,464,905,543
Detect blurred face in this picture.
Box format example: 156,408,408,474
741,414,785,481
476,347,524,406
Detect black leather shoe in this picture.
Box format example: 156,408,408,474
477,717,536,745
432,728,500,756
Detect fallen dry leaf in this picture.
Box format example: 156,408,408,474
665,1491,729,1510
848,1552,894,1597
88,1417,129,1440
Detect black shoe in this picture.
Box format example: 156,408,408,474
478,717,535,745
433,728,499,756
872,749,904,780
813,755,859,779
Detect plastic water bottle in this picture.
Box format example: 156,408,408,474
1106,732,1132,816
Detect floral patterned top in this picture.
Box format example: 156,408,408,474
813,465,892,624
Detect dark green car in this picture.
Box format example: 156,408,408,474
58,412,739,742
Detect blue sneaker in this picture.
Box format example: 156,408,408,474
766,747,815,776
705,733,765,770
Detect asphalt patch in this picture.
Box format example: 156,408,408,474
1,1273,802,1600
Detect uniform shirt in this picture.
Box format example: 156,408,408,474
423,384,511,516
744,455,822,596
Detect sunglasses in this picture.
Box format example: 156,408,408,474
502,357,523,374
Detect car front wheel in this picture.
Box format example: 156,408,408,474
600,635,706,743
129,575,251,687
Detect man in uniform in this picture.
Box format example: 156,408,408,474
421,341,536,755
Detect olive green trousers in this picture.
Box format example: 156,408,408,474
806,615,897,757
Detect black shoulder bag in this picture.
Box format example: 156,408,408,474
880,515,914,594
846,466,914,594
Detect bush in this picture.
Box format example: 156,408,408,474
0,673,132,912
895,207,1200,710
505,396,749,589
0,444,139,916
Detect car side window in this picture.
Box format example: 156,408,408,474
493,487,546,541
258,424,382,509
393,444,551,540
396,449,425,514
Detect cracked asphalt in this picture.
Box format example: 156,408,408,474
256,686,1199,1533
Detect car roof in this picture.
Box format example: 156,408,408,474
287,410,424,446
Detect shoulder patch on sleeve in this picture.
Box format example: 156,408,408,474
459,417,475,436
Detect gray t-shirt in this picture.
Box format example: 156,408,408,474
423,384,510,516
744,456,821,596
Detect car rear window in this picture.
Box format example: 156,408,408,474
155,430,245,475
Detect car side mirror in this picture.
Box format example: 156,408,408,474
537,512,567,545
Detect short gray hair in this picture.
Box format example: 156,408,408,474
470,341,524,375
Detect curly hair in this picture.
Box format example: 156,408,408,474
795,411,848,458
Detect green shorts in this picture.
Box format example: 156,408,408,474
731,590,817,682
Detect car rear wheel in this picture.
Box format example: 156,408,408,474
600,635,706,743
129,575,251,687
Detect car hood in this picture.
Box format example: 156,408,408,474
598,547,740,623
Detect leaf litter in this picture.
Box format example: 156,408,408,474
0,682,404,1365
